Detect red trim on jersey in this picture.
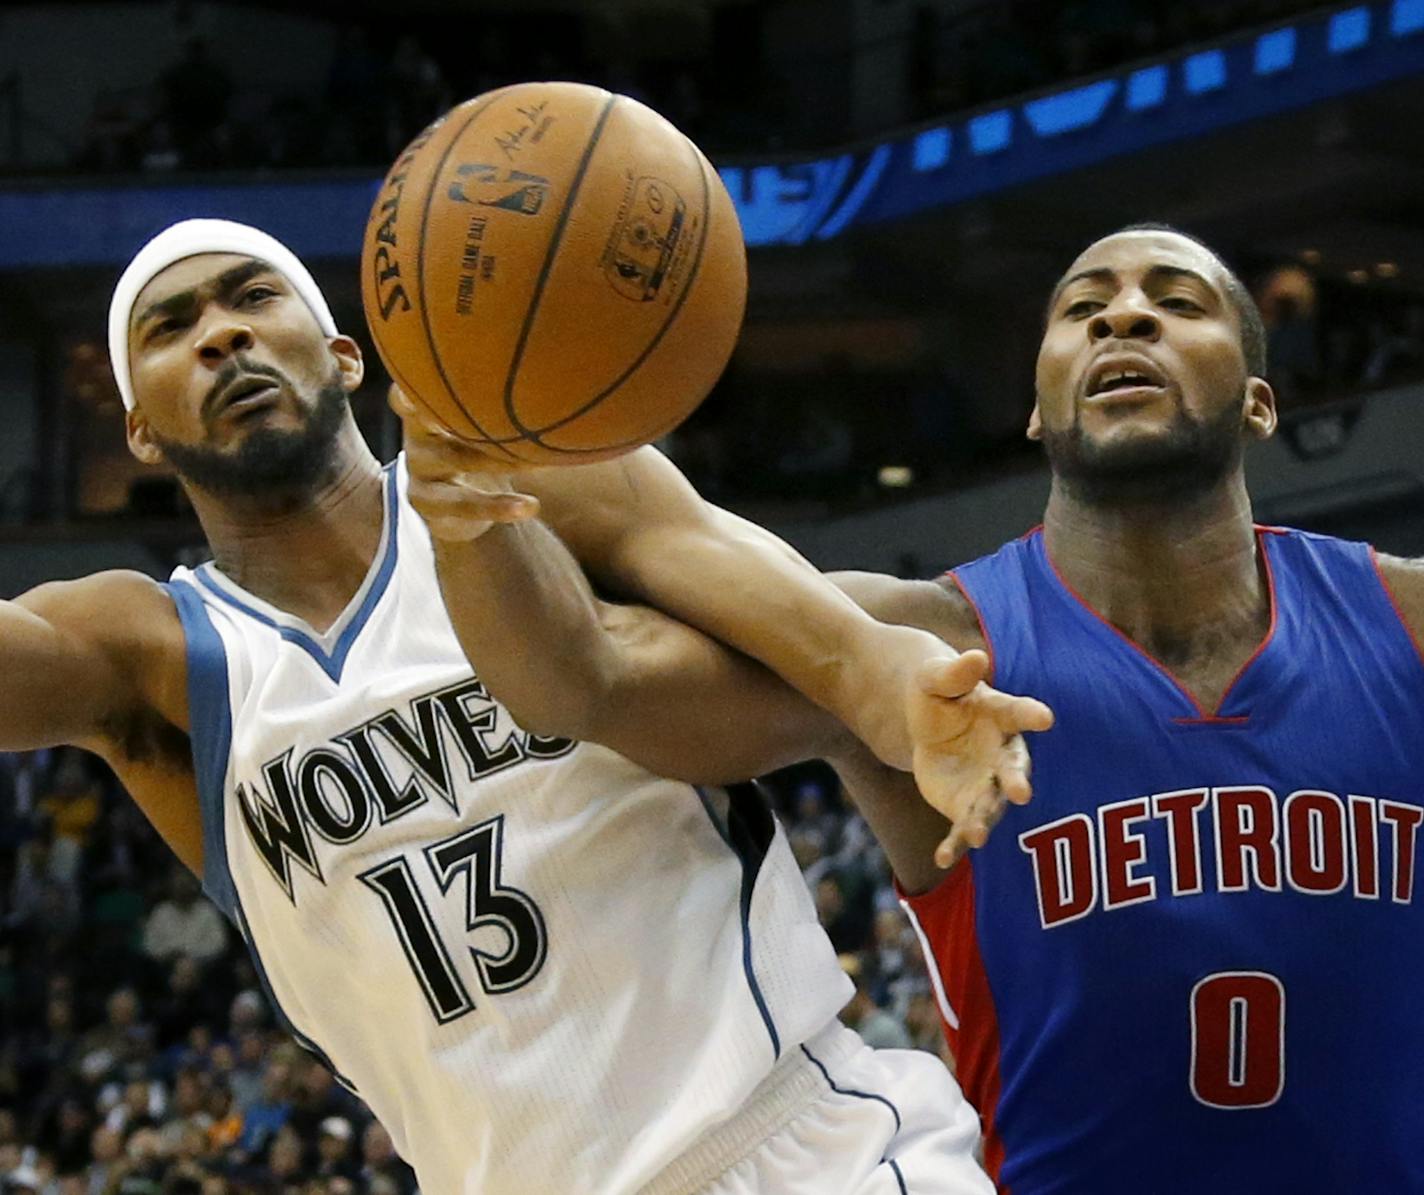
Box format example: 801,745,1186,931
900,860,1010,1191
1039,526,1278,721
1369,547,1424,672
943,570,996,683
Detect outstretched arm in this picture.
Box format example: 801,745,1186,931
397,389,1051,856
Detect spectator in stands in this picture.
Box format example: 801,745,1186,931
903,989,948,1057
74,90,143,173
35,1096,91,1175
76,989,151,1083
237,1060,293,1157
104,1077,159,1138
287,1059,359,1147
224,1033,267,1115
159,38,234,167
36,751,103,883
264,1123,305,1187
154,957,222,1052
313,1118,358,1183
139,120,183,174
838,954,912,1049
141,870,227,966
357,1123,415,1195
84,1125,124,1195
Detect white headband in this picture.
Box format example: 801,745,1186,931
107,218,338,411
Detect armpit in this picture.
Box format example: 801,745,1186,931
98,705,193,772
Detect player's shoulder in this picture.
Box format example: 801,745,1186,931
1371,551,1424,633
829,570,987,654
18,569,188,703
18,569,179,643
15,570,190,752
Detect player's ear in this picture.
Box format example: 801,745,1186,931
330,335,365,393
1026,400,1043,442
1243,377,1276,441
126,408,163,465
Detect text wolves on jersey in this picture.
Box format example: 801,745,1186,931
1020,785,1424,928
235,676,575,903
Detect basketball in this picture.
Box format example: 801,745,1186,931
360,81,747,465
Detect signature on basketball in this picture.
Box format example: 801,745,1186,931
495,102,555,160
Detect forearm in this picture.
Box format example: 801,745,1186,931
432,520,841,780
599,508,953,769
431,520,619,741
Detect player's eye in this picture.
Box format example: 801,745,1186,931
146,317,185,342
1063,299,1101,319
239,284,279,306
1160,296,1202,313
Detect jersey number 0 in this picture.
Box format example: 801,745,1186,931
1189,971,1286,1109
359,815,548,1023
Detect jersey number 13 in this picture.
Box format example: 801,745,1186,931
359,815,548,1023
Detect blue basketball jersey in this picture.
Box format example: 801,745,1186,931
901,526,1424,1194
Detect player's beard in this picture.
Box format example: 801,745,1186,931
1040,390,1246,508
153,370,349,500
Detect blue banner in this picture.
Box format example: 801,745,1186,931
724,0,1424,245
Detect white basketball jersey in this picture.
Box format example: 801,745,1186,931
166,459,851,1195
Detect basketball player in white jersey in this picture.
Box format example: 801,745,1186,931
0,220,1051,1193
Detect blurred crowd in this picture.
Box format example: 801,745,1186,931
62,0,1343,177
72,25,709,176
0,749,945,1194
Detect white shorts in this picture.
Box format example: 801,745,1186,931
641,1020,992,1195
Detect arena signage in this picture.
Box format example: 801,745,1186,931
721,0,1424,245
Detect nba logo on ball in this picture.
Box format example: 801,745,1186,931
447,164,551,216
602,176,687,303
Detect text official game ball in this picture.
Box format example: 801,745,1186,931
361,81,748,464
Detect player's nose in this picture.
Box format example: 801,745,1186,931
1088,296,1161,345
195,315,255,363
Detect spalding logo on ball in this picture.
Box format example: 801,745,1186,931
361,81,748,465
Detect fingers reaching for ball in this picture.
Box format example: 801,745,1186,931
390,385,542,541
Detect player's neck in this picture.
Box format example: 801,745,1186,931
1042,474,1267,658
194,430,387,633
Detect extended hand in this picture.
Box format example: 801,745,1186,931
907,651,1054,868
391,385,541,540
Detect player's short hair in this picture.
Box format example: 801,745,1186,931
1048,222,1268,378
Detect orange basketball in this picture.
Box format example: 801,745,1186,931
360,81,747,465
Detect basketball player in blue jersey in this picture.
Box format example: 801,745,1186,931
0,218,1055,1194
427,222,1424,1192
805,225,1424,1192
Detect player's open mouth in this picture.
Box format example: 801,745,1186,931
1083,354,1169,401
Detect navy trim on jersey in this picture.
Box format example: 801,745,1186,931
800,1042,904,1134
888,1159,908,1195
164,578,238,923
192,464,400,683
233,896,361,1096
695,785,782,1058
166,579,359,1095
